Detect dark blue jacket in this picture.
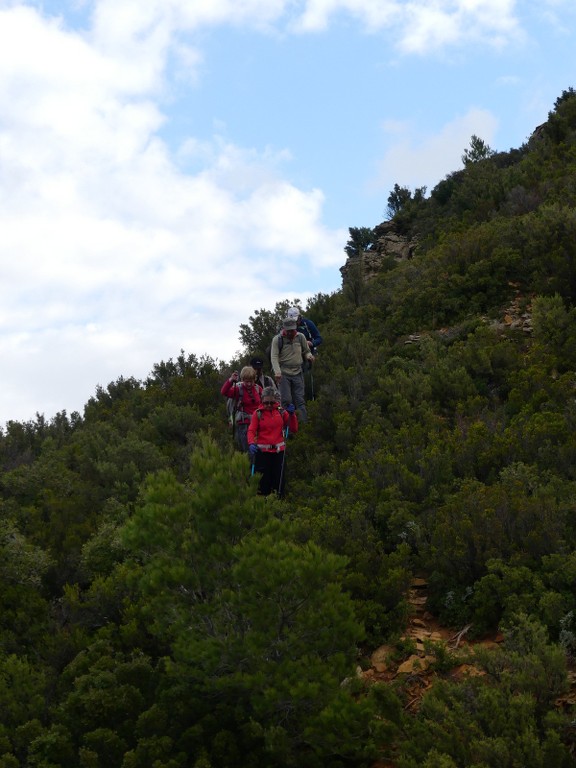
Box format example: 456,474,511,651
298,317,322,349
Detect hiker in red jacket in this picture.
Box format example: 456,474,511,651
248,386,298,498
221,366,262,452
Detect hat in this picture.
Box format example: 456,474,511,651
250,357,263,368
283,318,297,330
287,306,300,320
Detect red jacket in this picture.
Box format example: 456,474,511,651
247,404,298,452
221,380,262,424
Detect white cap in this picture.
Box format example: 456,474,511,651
287,306,300,320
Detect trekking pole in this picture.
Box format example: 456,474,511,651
310,369,314,401
278,425,289,498
231,393,238,444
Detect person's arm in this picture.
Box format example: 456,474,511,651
305,319,322,348
221,378,236,397
270,335,282,380
247,411,259,446
299,334,314,363
283,408,298,435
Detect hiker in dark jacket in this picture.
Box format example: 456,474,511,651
270,317,314,422
248,386,298,497
250,356,277,393
221,366,262,452
286,306,323,354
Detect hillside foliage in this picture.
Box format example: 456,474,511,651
2,90,576,766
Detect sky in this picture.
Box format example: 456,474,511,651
1,0,575,427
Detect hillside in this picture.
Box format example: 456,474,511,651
1,89,576,767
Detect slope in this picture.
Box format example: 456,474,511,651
0,89,575,766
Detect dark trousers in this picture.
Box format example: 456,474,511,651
253,450,287,498
235,422,249,452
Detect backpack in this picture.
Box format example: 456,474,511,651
226,382,243,427
297,319,313,344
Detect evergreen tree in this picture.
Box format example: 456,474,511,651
461,133,496,165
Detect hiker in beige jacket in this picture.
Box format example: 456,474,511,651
270,317,314,422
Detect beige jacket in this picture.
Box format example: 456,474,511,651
271,332,313,377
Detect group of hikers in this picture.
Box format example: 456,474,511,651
220,305,322,498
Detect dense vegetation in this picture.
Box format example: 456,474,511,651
2,89,576,767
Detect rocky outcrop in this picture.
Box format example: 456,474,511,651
530,122,547,143
373,220,418,261
340,221,418,284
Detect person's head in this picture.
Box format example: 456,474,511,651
287,306,301,321
240,366,256,383
250,357,263,371
261,386,277,407
282,317,297,339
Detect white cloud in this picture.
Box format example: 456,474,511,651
372,107,499,194
293,0,401,32
90,0,291,50
400,0,520,53
496,74,522,87
533,0,576,35
22,0,534,56
290,0,520,52
44,0,526,56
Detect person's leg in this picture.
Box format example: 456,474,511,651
291,372,307,422
255,452,274,495
236,423,249,452
279,375,292,409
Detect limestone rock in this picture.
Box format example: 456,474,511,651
340,220,418,285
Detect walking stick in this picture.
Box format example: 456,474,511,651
278,424,289,498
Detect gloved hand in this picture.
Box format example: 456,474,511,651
286,404,296,414
248,444,258,456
